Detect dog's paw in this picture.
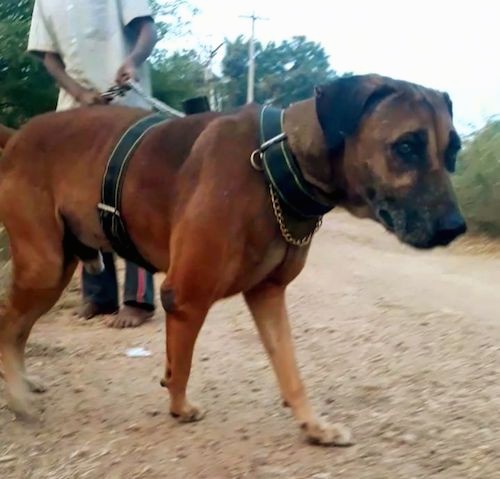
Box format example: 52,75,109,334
25,375,46,394
6,393,38,423
170,403,205,423
302,421,353,447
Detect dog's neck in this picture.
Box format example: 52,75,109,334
282,99,338,195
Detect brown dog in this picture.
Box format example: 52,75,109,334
0,74,465,446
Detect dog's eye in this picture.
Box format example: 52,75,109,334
396,142,412,156
393,140,422,165
392,130,428,168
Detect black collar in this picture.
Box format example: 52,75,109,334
258,105,335,219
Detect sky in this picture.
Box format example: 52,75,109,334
164,0,499,134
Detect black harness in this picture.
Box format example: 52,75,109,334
97,113,168,273
97,104,335,268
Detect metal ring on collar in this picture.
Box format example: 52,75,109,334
250,149,264,171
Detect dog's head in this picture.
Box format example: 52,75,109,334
315,74,466,249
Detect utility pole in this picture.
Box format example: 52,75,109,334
240,13,268,104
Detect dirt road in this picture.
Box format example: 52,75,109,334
1,211,499,478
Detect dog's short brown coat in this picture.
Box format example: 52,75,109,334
0,74,465,445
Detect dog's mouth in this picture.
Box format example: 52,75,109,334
372,195,400,234
376,208,395,232
373,202,466,249
373,198,431,246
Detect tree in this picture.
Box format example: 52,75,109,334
220,35,260,108
148,0,198,61
0,0,57,127
220,35,336,109
151,50,205,111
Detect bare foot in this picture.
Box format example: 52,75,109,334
106,306,153,329
82,252,104,275
79,301,118,320
302,421,353,447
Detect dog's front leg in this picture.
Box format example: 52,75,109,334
244,283,353,446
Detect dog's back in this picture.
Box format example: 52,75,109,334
0,106,222,250
0,105,221,188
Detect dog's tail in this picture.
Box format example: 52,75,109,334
0,124,16,151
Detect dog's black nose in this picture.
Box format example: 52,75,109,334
432,211,467,246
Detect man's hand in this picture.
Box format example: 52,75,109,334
43,53,106,106
76,87,108,106
42,54,108,107
115,18,157,86
115,57,137,86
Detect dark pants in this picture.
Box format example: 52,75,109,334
82,252,155,311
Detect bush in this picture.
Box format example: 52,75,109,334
453,119,500,236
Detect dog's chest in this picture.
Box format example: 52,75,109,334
254,240,288,283
236,237,308,294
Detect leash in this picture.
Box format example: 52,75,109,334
101,81,186,118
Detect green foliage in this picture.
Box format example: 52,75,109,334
453,119,500,235
0,0,57,127
221,35,336,108
148,0,198,60
151,50,205,110
220,35,251,107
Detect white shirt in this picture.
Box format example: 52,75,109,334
28,0,153,111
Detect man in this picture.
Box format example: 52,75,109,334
27,0,158,328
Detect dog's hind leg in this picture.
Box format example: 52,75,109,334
0,212,77,419
244,282,353,447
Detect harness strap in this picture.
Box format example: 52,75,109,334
98,113,168,273
259,105,335,219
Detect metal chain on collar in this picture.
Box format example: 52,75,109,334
269,185,322,247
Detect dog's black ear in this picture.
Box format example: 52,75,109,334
315,75,396,151
442,92,453,117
